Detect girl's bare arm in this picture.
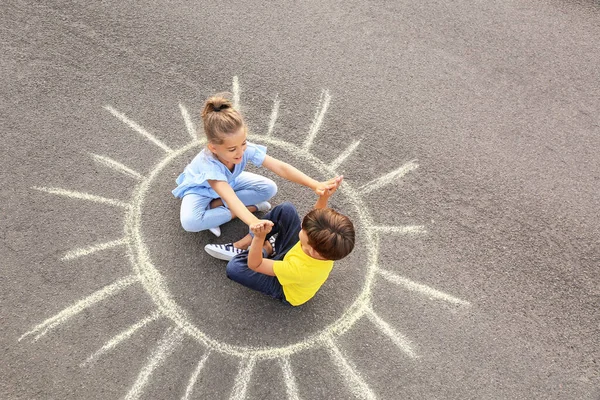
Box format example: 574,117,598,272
262,155,338,195
208,180,273,229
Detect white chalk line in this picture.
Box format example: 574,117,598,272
329,140,360,171
124,327,185,400
324,337,377,400
62,238,128,261
19,275,139,342
365,306,417,359
377,269,470,306
368,225,426,235
104,105,173,154
179,103,197,141
229,356,257,400
266,94,280,136
303,89,331,151
90,153,144,180
81,311,162,366
33,186,130,209
232,76,240,109
279,357,301,400
182,351,210,400
358,160,419,195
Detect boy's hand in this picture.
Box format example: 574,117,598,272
250,220,273,237
314,176,343,209
320,175,343,197
314,175,343,196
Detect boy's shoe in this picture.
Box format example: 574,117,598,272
208,226,221,237
204,243,244,261
268,234,277,256
254,201,272,212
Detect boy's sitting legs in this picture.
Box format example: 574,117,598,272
259,202,302,260
225,251,285,301
205,202,301,261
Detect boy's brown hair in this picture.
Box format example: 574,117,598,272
302,208,355,261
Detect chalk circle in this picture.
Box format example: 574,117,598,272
127,135,377,359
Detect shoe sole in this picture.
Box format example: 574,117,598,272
204,246,236,261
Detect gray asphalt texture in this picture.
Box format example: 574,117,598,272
2,1,599,399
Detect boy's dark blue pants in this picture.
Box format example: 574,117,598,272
226,202,302,303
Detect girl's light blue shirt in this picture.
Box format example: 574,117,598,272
172,142,267,198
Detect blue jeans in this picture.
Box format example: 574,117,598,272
226,202,302,304
179,171,277,232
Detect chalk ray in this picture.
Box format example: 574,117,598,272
329,140,360,171
179,103,197,141
303,89,331,151
182,352,210,400
33,186,130,209
124,328,185,400
369,225,426,235
358,160,418,195
377,269,470,306
324,337,377,400
90,153,144,180
279,357,301,400
230,356,257,400
365,306,417,358
266,94,280,136
62,238,128,261
104,105,173,153
82,311,162,366
232,76,240,109
19,275,139,342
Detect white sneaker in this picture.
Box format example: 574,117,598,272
204,243,244,261
254,201,272,212
268,234,277,256
208,226,221,237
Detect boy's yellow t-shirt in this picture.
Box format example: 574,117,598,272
272,242,334,306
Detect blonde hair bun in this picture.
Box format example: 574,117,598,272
201,93,244,144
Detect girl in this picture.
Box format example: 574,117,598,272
172,94,339,237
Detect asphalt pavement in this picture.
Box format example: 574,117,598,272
1,1,599,399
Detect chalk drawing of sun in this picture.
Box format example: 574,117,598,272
20,76,470,399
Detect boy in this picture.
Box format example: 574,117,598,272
204,176,355,306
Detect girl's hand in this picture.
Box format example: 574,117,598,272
250,220,273,236
315,175,343,197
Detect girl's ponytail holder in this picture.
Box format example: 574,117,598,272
213,103,230,112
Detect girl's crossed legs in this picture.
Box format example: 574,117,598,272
179,171,277,232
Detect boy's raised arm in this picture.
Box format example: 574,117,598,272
247,222,276,276
314,175,343,209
